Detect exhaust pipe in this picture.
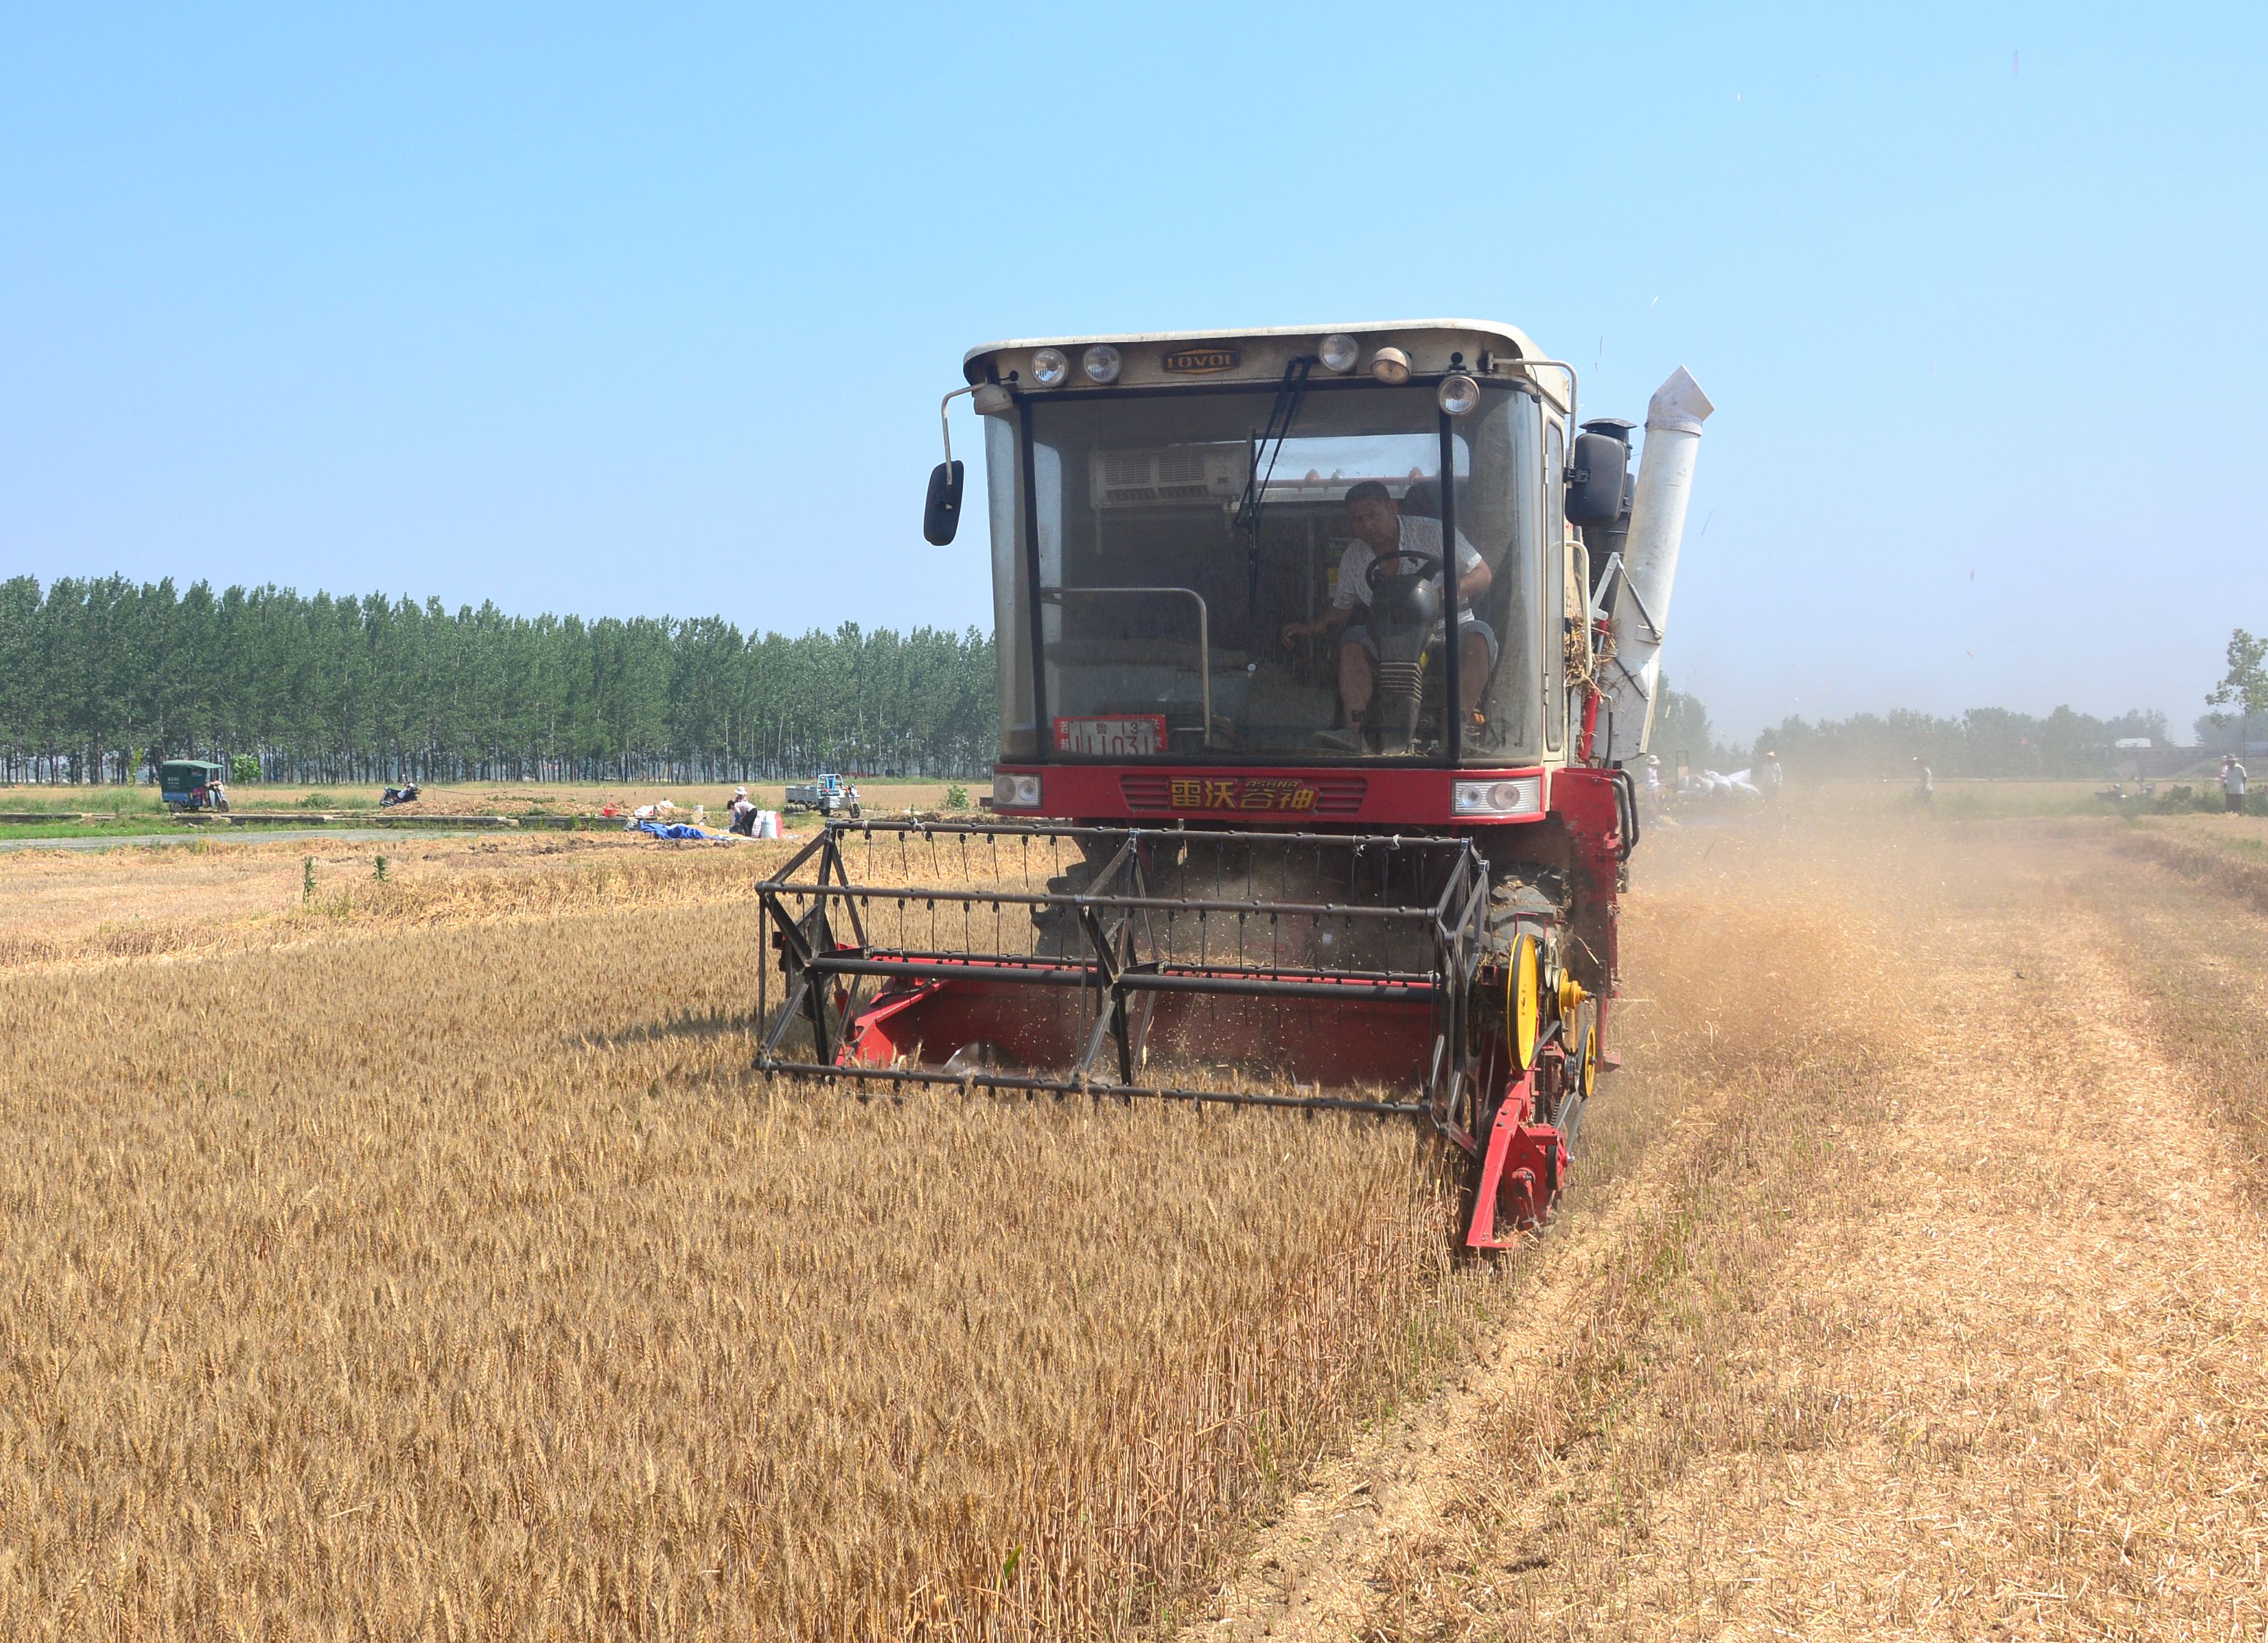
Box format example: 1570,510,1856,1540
1601,367,1714,765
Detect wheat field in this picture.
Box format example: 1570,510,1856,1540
14,804,2260,1639
0,832,1496,1640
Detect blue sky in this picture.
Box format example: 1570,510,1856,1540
2,3,2262,738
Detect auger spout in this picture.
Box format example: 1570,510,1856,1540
1601,366,1714,765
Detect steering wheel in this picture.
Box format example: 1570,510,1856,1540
1364,550,1443,594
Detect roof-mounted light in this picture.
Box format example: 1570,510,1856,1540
1081,344,1122,384
1437,373,1480,416
1370,347,1411,386
972,382,1015,415
1319,333,1360,374
1031,347,1070,388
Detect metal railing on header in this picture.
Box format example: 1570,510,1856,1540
751,819,1490,1134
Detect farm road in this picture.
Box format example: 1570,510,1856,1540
1187,817,2268,1641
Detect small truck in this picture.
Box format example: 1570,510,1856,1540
783,773,862,819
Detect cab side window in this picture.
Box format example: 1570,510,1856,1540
1543,422,1565,751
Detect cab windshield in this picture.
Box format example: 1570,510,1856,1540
986,381,1539,764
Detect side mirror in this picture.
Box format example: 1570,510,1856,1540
1563,430,1629,528
923,460,964,546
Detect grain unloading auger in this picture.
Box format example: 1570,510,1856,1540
756,323,1711,1248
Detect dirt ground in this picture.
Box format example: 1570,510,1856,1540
1183,807,2268,1641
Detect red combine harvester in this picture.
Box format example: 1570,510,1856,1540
756,322,1711,1248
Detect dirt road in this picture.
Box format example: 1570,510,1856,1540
1185,815,2268,1640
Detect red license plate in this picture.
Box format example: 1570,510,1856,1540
1053,715,1166,756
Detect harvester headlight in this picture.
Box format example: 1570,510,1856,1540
991,773,1042,810
1319,333,1361,374
1452,777,1541,817
1031,347,1070,388
1081,344,1122,384
1369,347,1412,386
1437,373,1481,417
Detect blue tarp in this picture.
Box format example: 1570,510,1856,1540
635,819,716,840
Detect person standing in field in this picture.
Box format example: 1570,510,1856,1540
1912,757,1934,807
1642,754,1662,819
2224,754,2249,816
1759,750,1784,827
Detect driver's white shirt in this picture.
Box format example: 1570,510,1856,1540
1331,516,1484,621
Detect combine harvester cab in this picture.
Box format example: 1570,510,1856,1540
756,322,1711,1249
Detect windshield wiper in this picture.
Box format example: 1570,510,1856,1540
1233,357,1315,540
1234,355,1315,614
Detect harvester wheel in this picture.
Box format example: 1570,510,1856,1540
1508,932,1541,1069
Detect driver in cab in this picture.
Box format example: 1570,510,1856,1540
1280,479,1495,730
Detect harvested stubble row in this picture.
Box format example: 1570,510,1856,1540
0,859,1490,1640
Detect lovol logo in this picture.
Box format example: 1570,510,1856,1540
1161,345,1239,374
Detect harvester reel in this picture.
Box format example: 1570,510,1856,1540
750,820,1601,1252
754,820,1488,1123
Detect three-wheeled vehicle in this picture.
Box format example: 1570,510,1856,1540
785,773,862,819
159,759,230,812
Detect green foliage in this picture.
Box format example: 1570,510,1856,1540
943,783,969,809
1647,674,1735,768
231,754,260,783
2195,710,2268,754
0,575,996,782
372,855,388,883
301,857,316,905
2207,628,2268,721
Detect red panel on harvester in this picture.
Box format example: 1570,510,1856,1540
845,965,1439,1091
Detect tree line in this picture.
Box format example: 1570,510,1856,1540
7,574,2253,787
1640,685,2207,781
1739,704,2178,779
0,575,996,784
1727,629,2268,778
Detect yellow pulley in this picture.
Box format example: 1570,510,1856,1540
1557,971,1587,1035
1508,932,1541,1067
